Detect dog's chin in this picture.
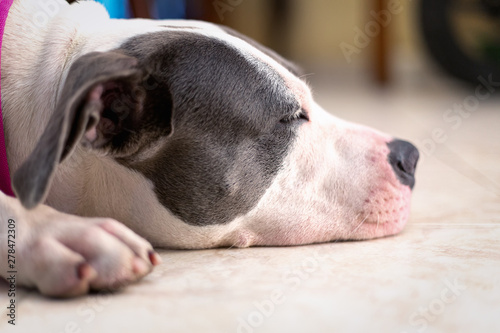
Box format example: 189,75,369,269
227,173,414,247
231,196,412,248
348,185,412,241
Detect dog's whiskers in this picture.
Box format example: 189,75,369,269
350,213,370,235
299,72,316,80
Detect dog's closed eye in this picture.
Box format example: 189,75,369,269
280,109,309,124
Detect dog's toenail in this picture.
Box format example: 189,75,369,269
133,257,149,275
148,251,162,266
77,262,96,280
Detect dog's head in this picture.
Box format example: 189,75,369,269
13,21,418,248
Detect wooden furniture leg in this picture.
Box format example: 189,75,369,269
374,0,389,84
129,0,151,18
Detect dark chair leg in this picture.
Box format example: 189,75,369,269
129,0,151,18
373,0,389,84
269,0,292,57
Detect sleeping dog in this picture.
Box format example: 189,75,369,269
0,0,419,297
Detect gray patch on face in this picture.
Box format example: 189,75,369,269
117,30,304,226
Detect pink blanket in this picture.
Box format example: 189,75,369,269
0,0,14,196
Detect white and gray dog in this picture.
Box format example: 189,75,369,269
0,0,419,297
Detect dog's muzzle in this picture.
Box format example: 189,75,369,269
387,139,419,189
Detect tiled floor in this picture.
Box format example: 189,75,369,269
1,72,499,333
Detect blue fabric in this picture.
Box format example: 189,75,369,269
154,0,186,19
94,0,188,19
95,0,130,18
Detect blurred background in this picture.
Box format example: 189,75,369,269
82,0,500,90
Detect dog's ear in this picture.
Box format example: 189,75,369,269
13,51,166,209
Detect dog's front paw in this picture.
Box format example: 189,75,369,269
14,206,161,297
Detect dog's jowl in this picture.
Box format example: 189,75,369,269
0,0,418,297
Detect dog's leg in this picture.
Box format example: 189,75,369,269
0,191,160,297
